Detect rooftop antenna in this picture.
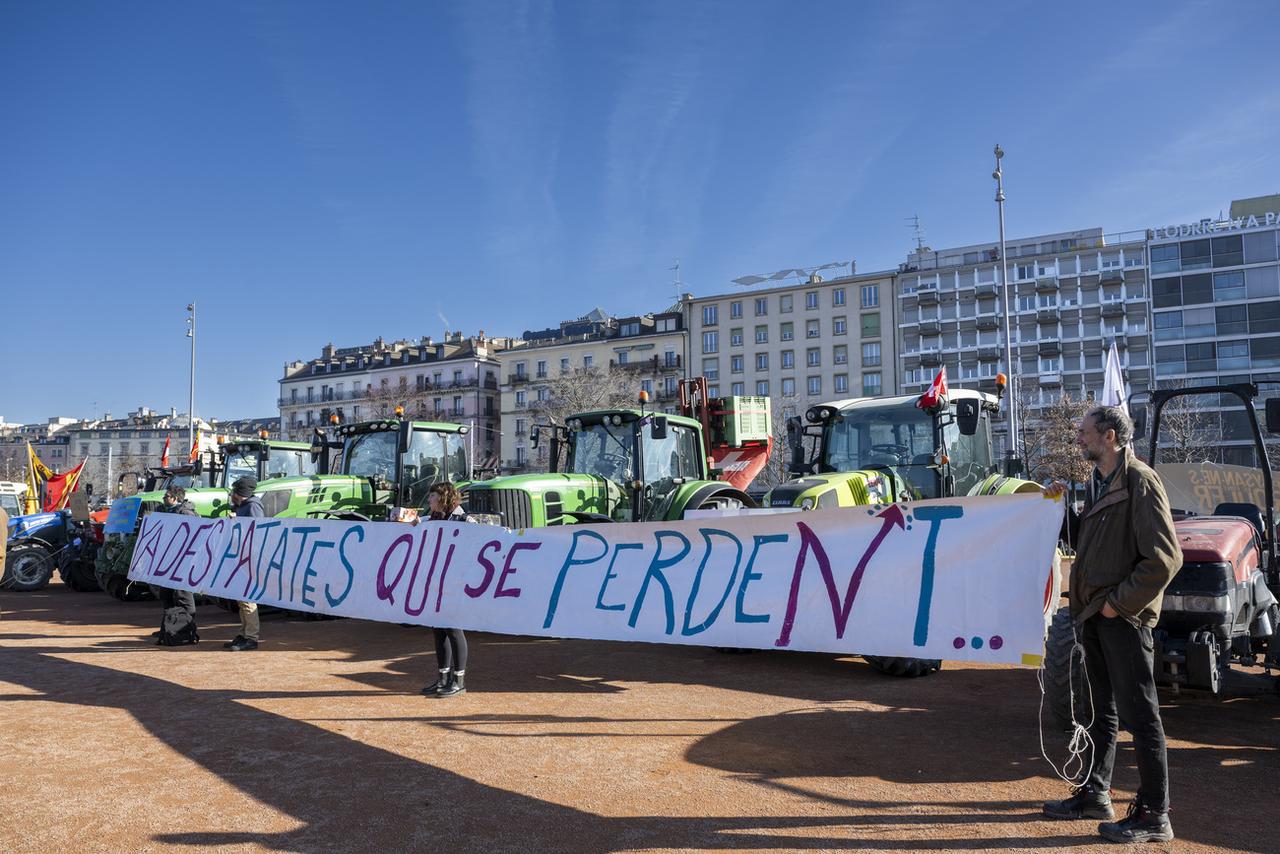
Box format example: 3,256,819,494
907,214,927,252
731,260,852,287
669,260,682,302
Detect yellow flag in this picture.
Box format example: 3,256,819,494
25,443,52,514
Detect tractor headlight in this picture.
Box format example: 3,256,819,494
800,497,815,510
1164,593,1231,614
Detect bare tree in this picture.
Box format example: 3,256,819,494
756,407,796,489
1021,392,1093,484
0,443,26,483
525,367,640,469
1151,382,1218,464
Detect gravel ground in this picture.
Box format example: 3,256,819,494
1,581,1276,854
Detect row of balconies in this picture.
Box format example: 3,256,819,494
911,269,1130,303
912,336,1130,367
506,354,684,385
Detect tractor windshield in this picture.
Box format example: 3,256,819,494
0,493,22,517
343,430,398,480
641,423,703,482
400,430,469,507
221,448,260,485
569,422,635,482
263,448,316,481
823,403,940,499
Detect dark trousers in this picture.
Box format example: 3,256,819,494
1082,615,1169,812
433,627,468,671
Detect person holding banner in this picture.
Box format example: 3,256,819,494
154,486,200,646
226,476,264,652
421,482,470,698
1042,406,1181,844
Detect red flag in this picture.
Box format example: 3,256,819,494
160,436,171,468
189,429,201,463
917,366,949,411
44,461,86,511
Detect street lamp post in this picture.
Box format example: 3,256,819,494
186,303,196,455
993,145,1019,474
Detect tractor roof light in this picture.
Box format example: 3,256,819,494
258,429,270,439
330,414,340,425
394,405,405,417
995,372,1007,388
638,390,649,404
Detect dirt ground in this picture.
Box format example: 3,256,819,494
2,581,1277,854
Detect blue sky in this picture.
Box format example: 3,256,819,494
3,1,1277,424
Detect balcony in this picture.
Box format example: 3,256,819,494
918,319,941,335
1038,340,1061,356
1101,301,1126,318
976,314,1000,330
1036,307,1061,324
1083,338,1104,355
1112,332,1129,349
1039,372,1063,387
920,349,942,367
975,282,999,298
609,354,681,374
1035,275,1059,293
916,285,940,305
1099,269,1125,286
978,346,1002,361
509,374,529,385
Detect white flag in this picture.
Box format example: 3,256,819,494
1100,342,1128,416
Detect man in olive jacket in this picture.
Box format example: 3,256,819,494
1043,406,1182,844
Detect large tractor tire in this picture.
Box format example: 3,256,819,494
59,558,102,592
862,655,942,678
3,543,57,592
1043,606,1090,732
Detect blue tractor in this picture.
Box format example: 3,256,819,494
3,493,101,593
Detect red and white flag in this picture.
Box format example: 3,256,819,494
160,436,171,468
917,366,949,410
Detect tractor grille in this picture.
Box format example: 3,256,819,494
468,488,534,529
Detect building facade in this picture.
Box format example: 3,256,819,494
895,228,1152,453
65,408,218,499
1148,195,1280,465
496,309,684,472
684,271,896,423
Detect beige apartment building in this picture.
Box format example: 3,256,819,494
496,308,684,471
683,271,897,422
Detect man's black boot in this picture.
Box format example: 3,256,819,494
1098,801,1173,843
1043,786,1114,820
223,634,245,649
228,637,259,652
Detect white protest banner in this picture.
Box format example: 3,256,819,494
128,494,1062,665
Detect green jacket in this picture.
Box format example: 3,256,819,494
1070,446,1183,628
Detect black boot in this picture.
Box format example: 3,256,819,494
422,669,451,696
1043,786,1114,820
436,670,466,697
1098,801,1173,843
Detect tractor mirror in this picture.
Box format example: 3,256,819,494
650,416,668,440
955,399,980,436
1266,398,1280,435
85,483,94,498
1132,408,1147,441
530,427,540,449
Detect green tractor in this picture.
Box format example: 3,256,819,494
466,379,771,526
765,380,1042,676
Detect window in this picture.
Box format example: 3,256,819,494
703,358,719,380
730,300,743,318
755,352,769,371
620,321,641,336
862,342,881,366
834,344,848,365
755,325,768,344
1250,301,1280,335
1211,235,1243,267
1213,270,1245,301
833,287,845,306
731,355,744,374
755,297,768,316
781,350,795,369
583,354,593,368
708,385,720,397
808,376,822,395
756,380,770,396
731,382,745,395
806,347,821,367
655,315,678,332
1181,273,1212,305
834,374,848,394
456,394,467,411
1185,342,1216,373
515,390,527,407
702,305,718,326
1153,277,1182,309
782,377,796,397
560,357,569,373
1180,239,1211,271
780,321,794,341
861,313,880,337
640,379,653,395
536,360,547,378
1154,311,1184,340
1150,243,1180,274
1244,231,1279,264
515,361,527,379
1219,339,1250,370
617,351,629,365
833,316,847,336
861,373,881,396
663,349,678,368
860,284,879,308
806,319,820,338
805,291,819,309
516,418,527,435
780,294,793,313
516,446,526,465
730,327,743,347
702,331,719,353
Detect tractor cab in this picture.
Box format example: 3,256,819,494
217,439,318,486
0,481,26,518
333,418,469,515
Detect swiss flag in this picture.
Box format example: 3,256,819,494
160,436,171,468
917,366,949,411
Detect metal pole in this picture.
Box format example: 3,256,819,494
994,145,1019,472
187,303,196,455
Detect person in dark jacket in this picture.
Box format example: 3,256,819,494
154,485,200,646
225,476,264,651
1043,406,1182,844
421,482,470,698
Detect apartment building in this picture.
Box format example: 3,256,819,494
895,227,1152,453
1148,194,1280,465
497,308,684,471
684,271,896,422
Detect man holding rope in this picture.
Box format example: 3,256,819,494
1043,405,1182,844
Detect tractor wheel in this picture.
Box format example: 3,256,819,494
59,558,102,593
1042,606,1090,732
862,655,942,678
3,543,57,592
